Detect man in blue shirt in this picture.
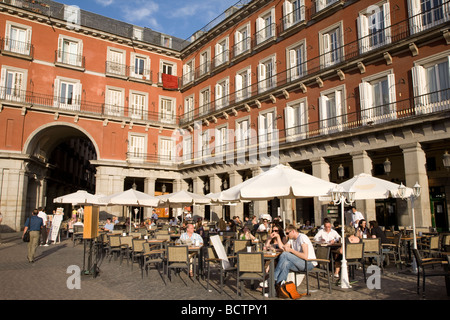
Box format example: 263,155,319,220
23,209,43,263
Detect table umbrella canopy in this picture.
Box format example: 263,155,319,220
219,164,337,201
157,190,211,207
336,173,414,200
99,188,160,207
53,190,106,205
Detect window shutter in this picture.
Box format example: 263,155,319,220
258,63,266,92
289,49,298,80
408,0,422,34
412,65,427,113
323,33,331,66
258,114,266,144
359,81,373,124
236,74,243,100
284,106,295,141
283,1,293,29
53,78,60,108
357,14,369,54
383,3,392,45
387,74,397,118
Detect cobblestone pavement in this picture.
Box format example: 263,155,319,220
1,232,449,308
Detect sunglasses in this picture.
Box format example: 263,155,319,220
272,229,279,232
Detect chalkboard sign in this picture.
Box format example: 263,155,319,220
49,210,63,243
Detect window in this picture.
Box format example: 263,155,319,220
359,72,397,125
128,133,146,163
130,91,148,120
357,3,391,54
183,136,192,164
258,108,277,146
199,87,210,116
412,54,450,114
184,95,195,122
287,41,306,81
159,137,175,164
199,50,210,76
130,53,150,80
159,60,177,83
57,36,83,67
4,22,32,55
234,24,250,57
215,125,228,156
408,0,449,34
284,98,308,142
258,55,276,93
54,77,82,111
236,117,250,151
319,86,346,134
283,0,305,30
106,48,126,76
183,59,195,84
0,66,27,102
235,67,251,102
214,37,229,68
201,129,211,160
133,26,143,41
215,78,229,109
105,87,124,117
320,23,343,68
161,35,172,48
160,96,175,123
256,8,275,45
316,0,339,12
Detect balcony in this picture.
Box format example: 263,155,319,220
55,50,85,71
1,37,34,59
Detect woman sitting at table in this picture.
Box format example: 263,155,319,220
239,225,256,240
356,219,370,239
333,226,360,278
264,224,287,251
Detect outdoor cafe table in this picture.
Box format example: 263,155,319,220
264,251,281,298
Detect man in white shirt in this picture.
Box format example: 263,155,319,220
314,221,341,244
37,207,48,246
350,206,364,229
274,225,316,298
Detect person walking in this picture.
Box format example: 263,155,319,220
23,209,43,263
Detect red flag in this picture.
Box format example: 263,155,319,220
162,73,178,90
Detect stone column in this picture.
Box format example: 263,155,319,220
144,176,156,218
251,167,268,216
351,150,375,222
95,166,125,218
311,157,330,227
209,174,222,221
401,143,432,229
229,170,243,220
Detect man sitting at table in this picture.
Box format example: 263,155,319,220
314,220,341,244
103,218,114,233
274,225,317,299
179,223,203,277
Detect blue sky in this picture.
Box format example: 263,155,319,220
64,0,242,40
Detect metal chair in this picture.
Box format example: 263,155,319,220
204,246,236,293
142,242,165,281
131,239,146,270
166,245,192,284
236,252,266,296
382,233,404,269
72,225,84,247
420,235,440,258
412,248,450,298
106,235,121,262
233,239,252,254
119,235,133,266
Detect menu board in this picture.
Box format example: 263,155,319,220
48,209,64,242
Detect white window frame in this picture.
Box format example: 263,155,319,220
161,35,172,48
284,98,308,142
133,26,144,41
408,0,449,34
159,59,177,83
319,85,346,135
0,65,27,102
357,2,392,54
412,51,450,114
258,107,277,146
199,48,211,76
159,136,175,164
183,59,195,84
235,66,252,102
215,77,229,109
256,7,276,45
159,96,176,124
106,47,126,76
105,86,125,117
199,86,211,116
258,54,276,93
215,124,228,157
129,90,148,120
287,40,306,82
359,70,397,125
235,116,251,151
4,21,32,55
183,135,193,164
184,94,195,122
53,76,82,111
283,0,305,30
57,35,83,67
128,133,147,163
234,23,251,57
130,53,150,80
319,22,343,69
214,36,229,67
316,0,339,12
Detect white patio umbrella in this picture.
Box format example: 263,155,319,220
331,173,414,288
99,188,161,233
53,190,106,206
157,190,211,222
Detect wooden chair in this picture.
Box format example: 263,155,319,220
142,242,165,280
131,239,146,270
420,235,440,258
72,225,84,247
236,252,266,296
412,248,449,298
106,235,121,262
363,238,382,272
233,239,252,254
119,235,133,266
382,233,404,269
